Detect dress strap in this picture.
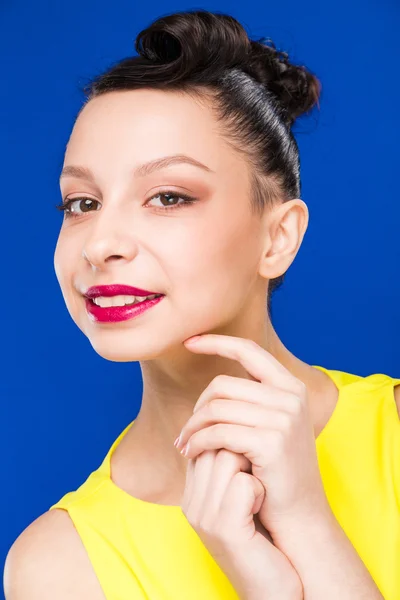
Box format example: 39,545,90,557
97,420,136,478
312,365,363,390
50,420,136,512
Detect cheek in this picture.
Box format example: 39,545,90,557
183,217,259,282
53,232,79,299
53,237,66,287
169,223,258,313
54,237,86,331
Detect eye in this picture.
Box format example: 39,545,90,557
55,190,198,219
145,191,198,210
55,197,101,217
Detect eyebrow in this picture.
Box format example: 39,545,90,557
59,154,214,183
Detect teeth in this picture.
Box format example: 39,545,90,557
93,294,159,308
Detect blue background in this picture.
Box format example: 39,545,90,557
1,0,399,590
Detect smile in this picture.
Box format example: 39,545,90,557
85,294,165,323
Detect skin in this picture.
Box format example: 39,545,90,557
177,335,384,599
54,88,335,509
4,87,392,598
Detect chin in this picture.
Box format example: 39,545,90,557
90,347,145,362
82,325,188,362
86,337,164,362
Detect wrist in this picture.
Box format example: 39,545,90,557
268,507,383,599
241,574,303,600
271,505,339,555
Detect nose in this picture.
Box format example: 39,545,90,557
82,212,138,270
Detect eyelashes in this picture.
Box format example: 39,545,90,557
55,191,199,219
55,197,100,218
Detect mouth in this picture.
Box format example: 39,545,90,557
83,284,165,323
84,284,163,299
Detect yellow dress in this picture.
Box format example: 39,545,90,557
49,368,400,600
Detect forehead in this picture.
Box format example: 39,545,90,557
62,89,252,200
66,89,232,166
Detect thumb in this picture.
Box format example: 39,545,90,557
250,475,266,516
220,471,266,533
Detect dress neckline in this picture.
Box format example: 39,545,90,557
100,366,349,512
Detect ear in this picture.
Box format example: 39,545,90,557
258,199,309,280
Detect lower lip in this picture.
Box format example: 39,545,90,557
85,295,165,323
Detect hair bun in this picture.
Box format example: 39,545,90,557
135,10,321,125
135,11,251,80
246,39,321,125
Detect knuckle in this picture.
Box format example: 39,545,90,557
293,380,307,398
211,374,228,394
198,518,230,549
279,412,294,434
211,519,233,547
267,429,286,454
217,449,251,472
207,399,221,418
192,517,202,531
213,423,228,442
198,517,215,536
221,424,231,442
233,471,250,488
286,394,303,416
215,448,232,461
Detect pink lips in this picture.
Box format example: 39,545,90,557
85,284,161,298
84,284,165,323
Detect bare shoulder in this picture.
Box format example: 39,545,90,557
394,383,400,419
4,508,106,600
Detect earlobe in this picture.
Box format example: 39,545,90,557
258,199,309,280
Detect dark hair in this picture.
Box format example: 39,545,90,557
81,9,321,306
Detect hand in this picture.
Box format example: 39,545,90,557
180,447,303,600
178,334,332,543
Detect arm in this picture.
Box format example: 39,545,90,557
279,382,397,598
3,509,105,600
272,509,383,600
178,336,395,599
284,381,397,598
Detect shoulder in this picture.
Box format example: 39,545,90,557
4,508,105,599
336,370,400,401
345,372,400,418
359,373,400,417
339,371,400,427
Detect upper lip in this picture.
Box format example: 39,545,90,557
84,285,163,298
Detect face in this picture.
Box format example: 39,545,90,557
54,89,283,362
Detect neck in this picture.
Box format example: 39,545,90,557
128,318,324,464
110,313,338,505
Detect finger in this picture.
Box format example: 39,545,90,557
178,398,296,451
192,377,300,415
218,471,266,543
184,334,299,391
220,477,297,587
183,424,266,462
203,449,252,518
184,450,218,522
180,457,196,513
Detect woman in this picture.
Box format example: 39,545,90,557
5,9,399,600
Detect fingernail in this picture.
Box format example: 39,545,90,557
181,443,189,457
186,336,201,345
174,436,180,447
